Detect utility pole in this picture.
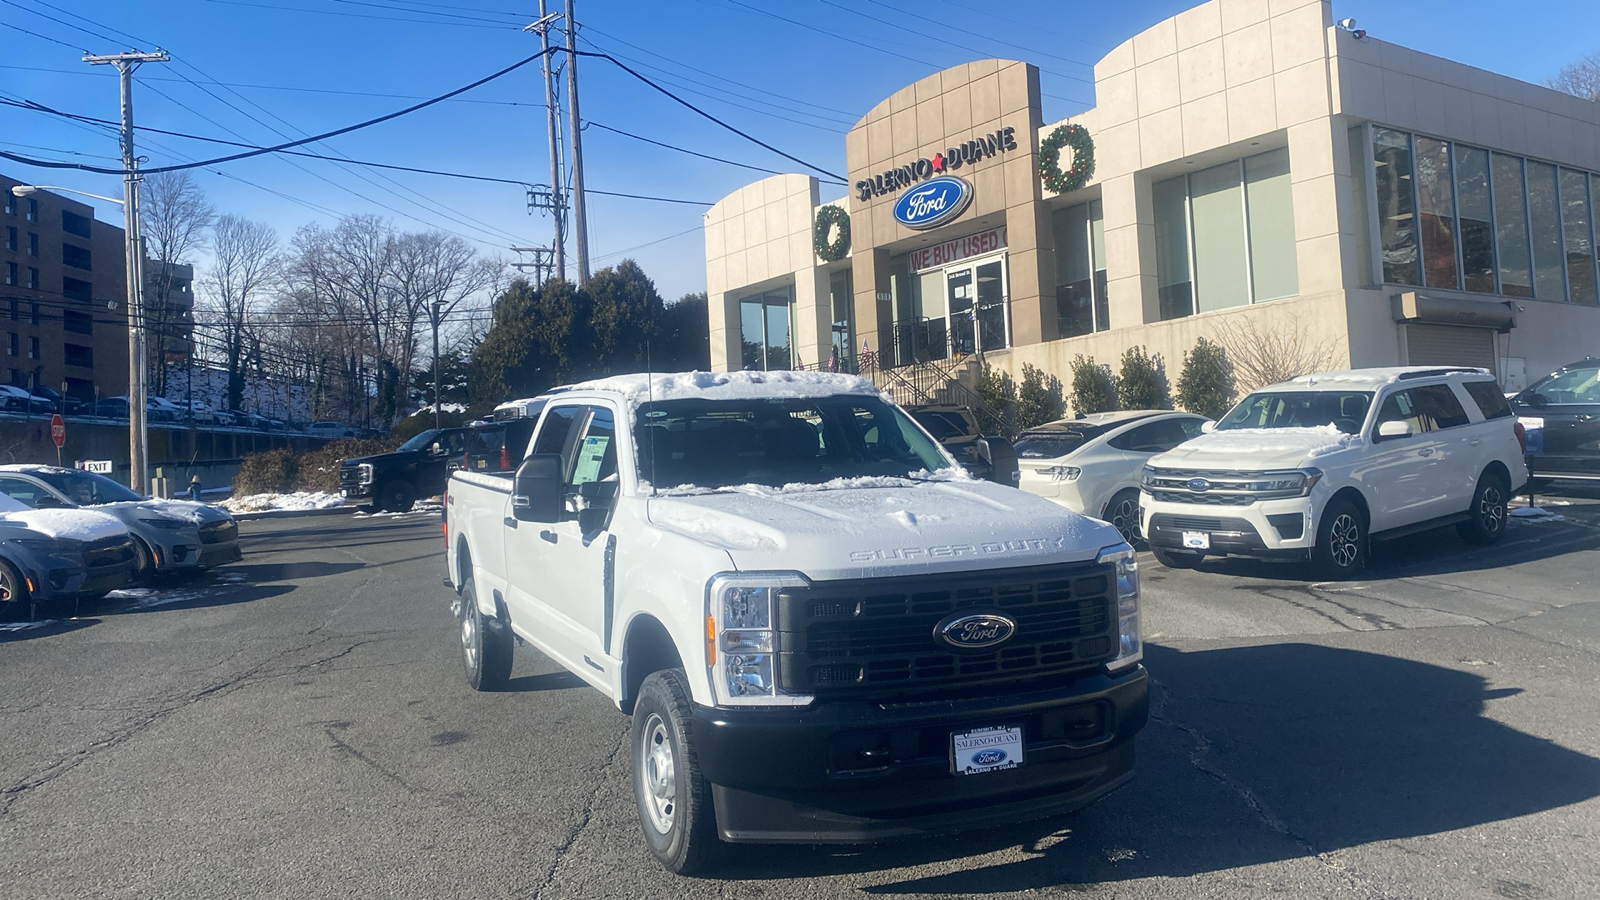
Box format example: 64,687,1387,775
86,49,168,496
510,246,555,286
430,299,444,430
525,7,565,282
565,0,590,286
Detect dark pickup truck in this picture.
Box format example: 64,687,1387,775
341,421,540,511
906,404,1020,487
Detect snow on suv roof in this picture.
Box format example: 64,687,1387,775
567,371,880,410
1260,367,1493,391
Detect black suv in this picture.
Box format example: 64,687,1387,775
1511,357,1600,481
905,403,1019,486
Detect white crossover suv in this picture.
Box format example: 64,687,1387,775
1139,367,1528,579
1016,411,1210,546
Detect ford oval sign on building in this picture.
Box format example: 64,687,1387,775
893,176,973,230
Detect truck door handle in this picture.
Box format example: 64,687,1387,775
1416,448,1434,457
503,517,517,529
540,529,558,544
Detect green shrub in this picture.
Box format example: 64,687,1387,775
1117,345,1171,410
1015,363,1065,429
1068,355,1119,415
233,447,297,495
973,363,1017,436
1177,336,1237,420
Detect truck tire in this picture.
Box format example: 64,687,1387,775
457,578,512,690
632,668,720,875
1311,498,1366,580
377,480,416,513
1456,471,1509,546
1152,547,1202,569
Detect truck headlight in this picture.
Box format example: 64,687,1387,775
1241,468,1322,496
706,573,812,708
1097,543,1141,671
1043,465,1081,482
358,463,375,485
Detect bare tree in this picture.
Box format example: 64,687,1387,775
386,232,503,425
140,171,216,393
1549,51,1600,101
1211,313,1344,392
202,215,281,412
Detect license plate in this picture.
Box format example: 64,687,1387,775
340,489,348,497
1183,531,1210,549
951,725,1023,775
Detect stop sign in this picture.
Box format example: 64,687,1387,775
50,413,65,449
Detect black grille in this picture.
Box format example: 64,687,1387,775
776,562,1117,699
338,465,364,489
1158,515,1228,531
198,520,238,544
1149,490,1255,506
84,536,135,569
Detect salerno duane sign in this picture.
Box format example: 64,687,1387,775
855,125,1018,201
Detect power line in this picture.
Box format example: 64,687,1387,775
586,121,826,183
199,0,519,30
591,225,702,264
0,18,86,51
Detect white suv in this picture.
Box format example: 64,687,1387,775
1139,367,1527,579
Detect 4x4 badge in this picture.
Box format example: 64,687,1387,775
935,612,1018,650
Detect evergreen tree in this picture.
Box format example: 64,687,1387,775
1015,363,1065,429
655,292,710,371
1176,336,1237,419
1117,345,1171,410
1069,354,1119,414
469,279,549,403
586,259,663,376
974,363,1017,436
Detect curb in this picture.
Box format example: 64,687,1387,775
232,505,360,521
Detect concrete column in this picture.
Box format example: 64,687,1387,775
1101,172,1158,328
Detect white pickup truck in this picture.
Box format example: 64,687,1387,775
444,371,1147,873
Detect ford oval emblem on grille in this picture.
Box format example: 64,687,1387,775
1186,478,1212,492
934,612,1017,650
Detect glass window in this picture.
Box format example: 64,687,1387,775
1014,424,1114,459
1054,203,1093,337
1349,127,1375,285
1492,153,1533,297
1090,200,1109,330
1413,384,1471,429
827,269,855,371
26,233,37,257
1531,363,1600,404
566,407,617,488
1455,145,1496,294
1375,390,1428,435
1218,390,1374,433
0,477,54,508
1526,160,1565,301
737,288,793,371
1245,148,1299,302
1462,381,1513,420
740,299,764,371
1413,137,1459,289
1561,169,1597,305
1154,176,1193,320
33,469,141,505
4,262,14,286
4,227,14,251
531,406,582,457
1109,419,1193,453
1373,127,1421,285
1190,160,1250,312
764,299,791,370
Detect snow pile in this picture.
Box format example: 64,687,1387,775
353,499,442,518
1,508,127,541
221,491,344,513
106,586,212,611
1509,506,1565,522
1188,424,1359,459
571,370,881,412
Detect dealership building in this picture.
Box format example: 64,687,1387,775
702,0,1600,395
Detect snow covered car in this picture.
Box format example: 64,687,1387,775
0,492,137,618
0,466,241,581
1015,411,1210,545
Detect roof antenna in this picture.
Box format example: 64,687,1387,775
646,338,656,498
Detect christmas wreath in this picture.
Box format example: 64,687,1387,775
813,205,850,262
1039,124,1095,194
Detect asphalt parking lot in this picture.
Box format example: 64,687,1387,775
2,488,1597,899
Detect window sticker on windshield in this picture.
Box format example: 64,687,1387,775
572,435,611,485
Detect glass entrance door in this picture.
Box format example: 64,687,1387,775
943,256,1008,356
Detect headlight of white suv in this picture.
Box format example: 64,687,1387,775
705,573,813,707
1097,543,1141,671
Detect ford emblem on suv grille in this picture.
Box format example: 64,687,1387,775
1186,478,1212,492
934,612,1017,650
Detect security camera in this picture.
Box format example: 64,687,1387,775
1337,17,1357,29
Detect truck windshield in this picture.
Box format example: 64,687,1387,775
1217,390,1374,434
397,430,441,452
636,395,952,490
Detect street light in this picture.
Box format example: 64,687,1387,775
11,183,149,494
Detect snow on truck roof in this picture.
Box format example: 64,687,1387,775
1258,367,1493,391
565,371,881,410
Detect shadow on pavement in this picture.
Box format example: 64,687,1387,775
0,616,98,643
225,561,366,583
502,670,587,693
709,643,1600,890
91,582,296,616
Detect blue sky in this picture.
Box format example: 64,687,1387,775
2,0,1597,304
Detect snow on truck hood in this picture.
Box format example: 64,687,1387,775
1153,424,1361,470
571,370,881,412
647,477,1122,581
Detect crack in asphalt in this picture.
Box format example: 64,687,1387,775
1148,677,1404,900
0,634,386,818
528,725,628,900
322,720,421,794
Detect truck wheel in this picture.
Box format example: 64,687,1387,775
0,559,30,621
377,480,416,513
632,668,720,875
1152,547,1202,569
458,578,512,691
1311,498,1366,580
1456,472,1508,546
1102,489,1142,547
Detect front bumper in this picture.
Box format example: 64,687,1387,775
1140,492,1316,558
691,666,1148,843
